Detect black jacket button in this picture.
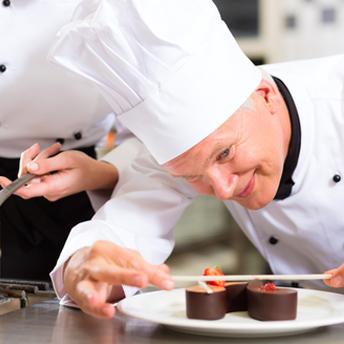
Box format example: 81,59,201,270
333,174,341,183
74,131,82,140
2,0,11,7
56,138,65,145
268,236,279,245
0,64,6,73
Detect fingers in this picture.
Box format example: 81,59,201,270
64,243,174,319
128,257,174,290
0,176,44,199
27,153,71,176
0,176,12,189
120,253,174,290
90,242,174,290
24,143,62,176
86,264,149,288
19,143,40,177
15,152,91,200
159,263,170,274
142,264,175,290
0,173,64,200
87,253,172,290
74,280,115,319
64,248,117,318
324,264,344,288
324,274,344,288
34,142,61,161
8,179,51,199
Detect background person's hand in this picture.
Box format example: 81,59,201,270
324,263,344,288
64,241,174,318
0,143,119,201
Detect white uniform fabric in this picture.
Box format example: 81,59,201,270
51,55,344,304
0,0,139,212
49,0,262,164
231,55,344,291
0,0,115,157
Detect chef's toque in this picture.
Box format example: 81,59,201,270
50,0,262,164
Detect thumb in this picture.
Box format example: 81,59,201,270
324,267,344,288
18,143,40,177
26,161,41,174
0,176,12,188
26,154,67,176
326,274,344,288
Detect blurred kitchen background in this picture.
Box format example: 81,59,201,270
102,0,344,277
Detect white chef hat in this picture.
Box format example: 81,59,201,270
50,0,262,164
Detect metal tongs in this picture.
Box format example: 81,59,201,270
0,173,35,206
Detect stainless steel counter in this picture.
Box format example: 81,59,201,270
0,300,344,344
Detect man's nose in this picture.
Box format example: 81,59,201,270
206,168,238,200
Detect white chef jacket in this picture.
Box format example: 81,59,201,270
50,54,344,305
1,0,141,212
0,0,115,157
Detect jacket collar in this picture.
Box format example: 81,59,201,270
273,76,301,200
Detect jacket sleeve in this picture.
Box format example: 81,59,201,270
86,136,142,211
50,137,197,302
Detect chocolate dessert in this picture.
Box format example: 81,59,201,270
247,280,297,321
224,282,248,312
186,285,227,320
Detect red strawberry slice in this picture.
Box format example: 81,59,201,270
261,282,277,291
203,266,225,287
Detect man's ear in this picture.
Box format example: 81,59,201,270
254,79,280,114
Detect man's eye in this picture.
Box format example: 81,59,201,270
216,148,230,161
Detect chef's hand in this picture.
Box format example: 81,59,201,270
64,241,174,318
324,263,344,288
0,143,119,201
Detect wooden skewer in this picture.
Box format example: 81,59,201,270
198,281,213,294
172,274,332,282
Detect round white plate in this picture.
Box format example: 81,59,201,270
117,288,344,338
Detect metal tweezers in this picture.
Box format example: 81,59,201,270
0,174,35,207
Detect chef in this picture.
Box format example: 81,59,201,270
15,0,344,317
0,0,142,281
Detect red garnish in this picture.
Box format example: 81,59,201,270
261,282,277,291
203,266,225,287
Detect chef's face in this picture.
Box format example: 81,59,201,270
164,80,290,210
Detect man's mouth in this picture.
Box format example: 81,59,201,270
237,173,255,198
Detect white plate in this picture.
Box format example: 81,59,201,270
117,288,344,338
